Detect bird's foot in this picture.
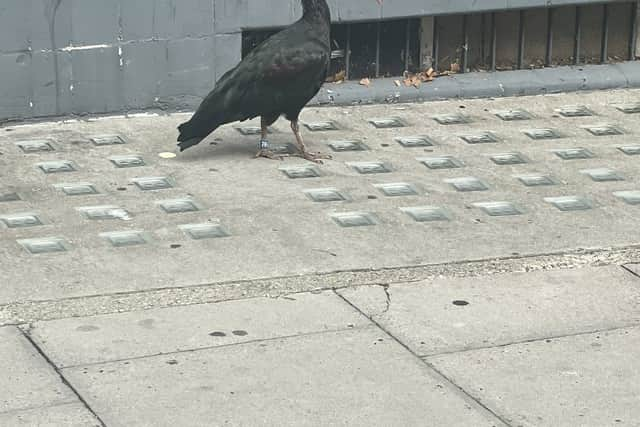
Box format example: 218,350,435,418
298,151,332,164
255,149,284,161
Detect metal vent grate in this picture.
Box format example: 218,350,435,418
242,2,638,80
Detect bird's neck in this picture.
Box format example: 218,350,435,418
302,0,330,23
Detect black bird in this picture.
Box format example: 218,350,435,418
177,0,336,162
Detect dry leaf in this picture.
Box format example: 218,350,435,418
158,152,177,159
394,80,401,87
426,67,436,77
334,70,345,82
359,78,371,87
450,63,461,73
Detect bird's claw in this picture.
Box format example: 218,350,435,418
299,151,332,164
255,149,284,160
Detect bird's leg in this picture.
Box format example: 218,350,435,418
290,120,331,164
255,118,281,160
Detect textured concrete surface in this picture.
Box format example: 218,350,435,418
29,291,369,367
338,265,640,356
2,89,640,312
61,327,506,427
427,326,640,427
0,403,100,427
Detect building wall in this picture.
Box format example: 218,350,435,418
0,0,633,121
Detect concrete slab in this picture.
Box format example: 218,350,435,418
626,264,640,276
426,326,640,427
0,402,100,427
62,328,506,427
338,266,640,356
30,291,369,367
0,326,76,413
1,90,640,306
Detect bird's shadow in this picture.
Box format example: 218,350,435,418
174,136,301,162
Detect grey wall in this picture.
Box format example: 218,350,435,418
0,0,632,121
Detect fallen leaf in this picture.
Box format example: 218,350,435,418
450,63,461,73
394,80,401,87
159,152,177,159
359,78,371,87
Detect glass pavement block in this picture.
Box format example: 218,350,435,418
37,161,76,174
235,126,272,136
132,177,174,191
18,237,69,254
15,139,54,153
583,125,623,137
553,148,595,160
460,132,499,144
515,174,556,187
524,128,563,140
473,202,522,216
614,103,640,114
490,153,528,165
557,105,593,117
328,140,368,152
100,231,149,247
432,113,470,125
580,168,624,182
304,121,339,131
54,183,98,196
347,162,392,174
179,223,230,240
445,177,489,192
374,183,418,197
618,146,640,155
0,213,43,228
0,193,20,202
495,109,532,121
419,156,463,170
369,117,406,128
613,191,640,205
280,165,321,179
157,199,200,214
400,206,450,222
331,212,377,227
109,155,145,168
304,188,346,202
78,206,132,221
395,136,435,148
545,196,593,211
90,135,126,146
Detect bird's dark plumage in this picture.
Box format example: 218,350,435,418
177,0,331,154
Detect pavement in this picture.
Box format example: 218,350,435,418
1,88,640,426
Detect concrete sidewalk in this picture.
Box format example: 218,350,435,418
1,89,640,425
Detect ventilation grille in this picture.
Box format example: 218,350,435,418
243,2,638,80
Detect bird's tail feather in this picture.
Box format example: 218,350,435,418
177,116,221,151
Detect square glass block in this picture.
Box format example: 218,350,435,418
580,168,624,182
618,145,640,155
432,113,470,125
132,177,173,191
395,136,435,148
613,191,640,205
557,105,593,117
553,148,594,160
109,155,145,168
347,162,391,174
304,188,346,202
614,103,640,114
54,183,98,196
304,121,339,131
37,161,76,174
331,212,376,227
524,128,563,140
495,109,532,121
419,156,463,170
0,213,43,228
515,174,556,187
328,140,368,152
445,177,488,192
235,126,272,136
157,198,200,214
90,135,126,146
460,132,499,144
280,165,320,179
490,152,528,165
545,196,593,211
0,193,20,202
401,206,450,222
179,223,230,240
269,143,296,155
583,125,623,136
15,139,54,153
18,237,69,254
374,183,418,197
368,117,406,128
100,231,148,247
473,202,522,216
78,206,132,220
